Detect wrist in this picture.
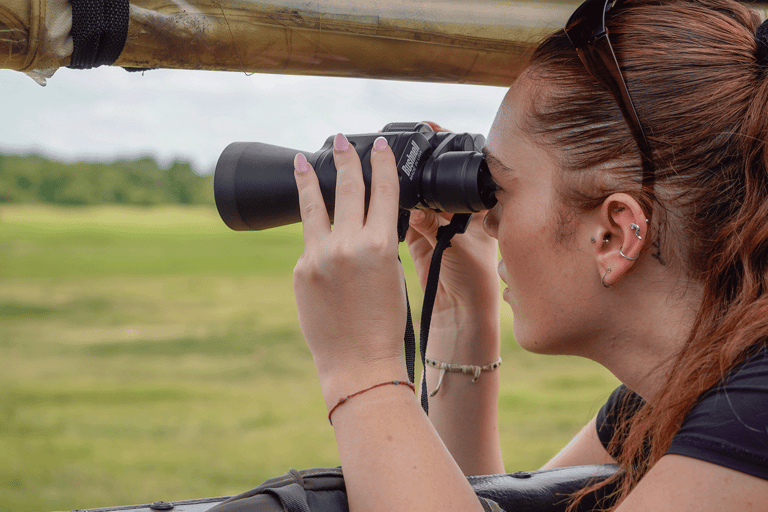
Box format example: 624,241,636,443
317,360,410,413
426,314,501,364
327,380,416,425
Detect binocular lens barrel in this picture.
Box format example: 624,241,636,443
215,142,309,231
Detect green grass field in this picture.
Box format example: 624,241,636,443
0,204,618,512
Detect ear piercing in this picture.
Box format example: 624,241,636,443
601,268,612,288
593,221,646,246
620,248,639,261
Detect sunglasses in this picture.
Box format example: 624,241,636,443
565,0,655,193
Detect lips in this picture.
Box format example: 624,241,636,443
497,261,507,283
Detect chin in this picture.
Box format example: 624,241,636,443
512,324,545,354
512,324,573,356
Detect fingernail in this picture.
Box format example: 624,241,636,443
294,153,310,175
373,136,389,152
334,133,350,152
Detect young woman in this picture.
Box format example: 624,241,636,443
290,0,768,510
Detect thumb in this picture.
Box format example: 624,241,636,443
408,209,445,247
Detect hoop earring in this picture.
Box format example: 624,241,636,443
620,248,638,261
630,223,642,240
601,268,612,288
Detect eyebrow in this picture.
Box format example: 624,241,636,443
482,147,515,177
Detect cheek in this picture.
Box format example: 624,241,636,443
483,204,500,238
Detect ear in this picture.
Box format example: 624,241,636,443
593,193,648,288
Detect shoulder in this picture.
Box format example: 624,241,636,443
668,345,768,480
616,453,768,511
611,348,768,510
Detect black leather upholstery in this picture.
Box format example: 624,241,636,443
207,464,620,512
470,465,619,511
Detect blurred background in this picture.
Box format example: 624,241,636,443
0,65,618,512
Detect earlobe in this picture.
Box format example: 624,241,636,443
594,193,648,288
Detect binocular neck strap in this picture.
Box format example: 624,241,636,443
402,213,473,415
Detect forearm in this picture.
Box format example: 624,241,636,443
425,308,505,476
328,381,487,512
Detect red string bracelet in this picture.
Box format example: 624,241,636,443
328,380,415,425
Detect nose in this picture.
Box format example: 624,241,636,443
483,204,500,239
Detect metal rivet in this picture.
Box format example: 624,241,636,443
150,501,174,510
510,471,532,479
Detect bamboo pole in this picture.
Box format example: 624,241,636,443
1,0,577,85
4,1,765,86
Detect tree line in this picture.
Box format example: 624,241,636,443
0,153,214,206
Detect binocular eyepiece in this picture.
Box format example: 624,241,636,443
214,122,498,231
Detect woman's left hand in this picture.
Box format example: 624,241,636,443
292,134,409,407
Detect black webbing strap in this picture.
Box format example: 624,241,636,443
69,0,130,69
398,211,418,391
417,213,472,414
400,213,472,415
398,211,418,392
404,284,417,386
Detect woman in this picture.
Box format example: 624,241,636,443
291,0,768,510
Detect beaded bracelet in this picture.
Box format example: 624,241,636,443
328,380,416,425
425,357,502,397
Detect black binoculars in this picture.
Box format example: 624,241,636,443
214,122,498,231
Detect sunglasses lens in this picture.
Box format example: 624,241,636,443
565,0,608,48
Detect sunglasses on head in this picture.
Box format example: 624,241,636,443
565,0,655,193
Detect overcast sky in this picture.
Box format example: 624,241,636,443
0,67,508,175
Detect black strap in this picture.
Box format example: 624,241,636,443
264,483,312,512
404,283,417,386
398,211,418,387
417,214,472,414
69,0,130,69
399,214,473,415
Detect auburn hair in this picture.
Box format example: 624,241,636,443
525,0,768,509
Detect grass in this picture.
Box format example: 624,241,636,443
0,204,618,512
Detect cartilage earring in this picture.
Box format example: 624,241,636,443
591,237,596,243
630,223,642,240
620,248,638,261
601,268,612,288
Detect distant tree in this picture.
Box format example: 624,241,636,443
0,153,214,206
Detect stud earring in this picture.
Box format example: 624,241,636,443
620,248,639,261
630,223,642,240
591,237,596,243
601,268,612,288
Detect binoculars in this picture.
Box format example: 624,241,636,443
214,122,498,231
